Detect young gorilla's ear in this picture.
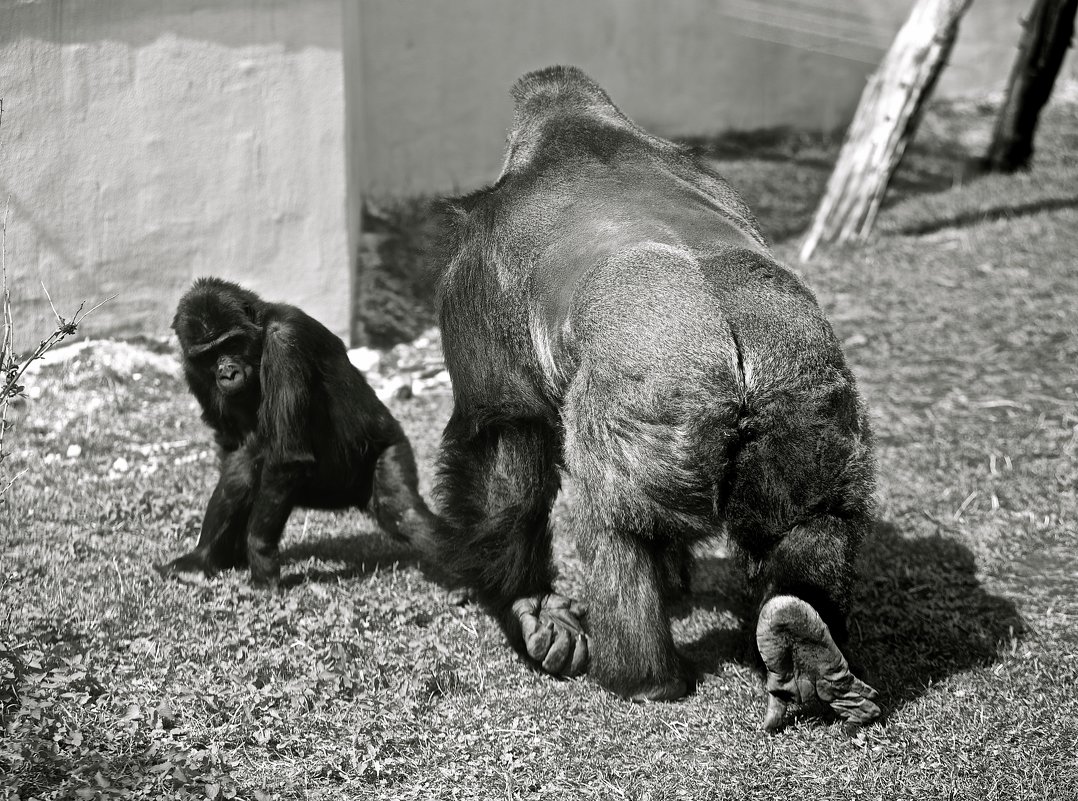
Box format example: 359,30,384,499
258,320,316,468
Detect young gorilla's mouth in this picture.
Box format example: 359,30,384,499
216,372,248,395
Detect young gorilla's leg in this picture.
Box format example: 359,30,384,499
369,433,438,552
155,449,255,578
435,413,587,677
751,514,880,731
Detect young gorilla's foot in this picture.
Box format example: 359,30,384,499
756,595,881,732
153,550,218,581
377,505,435,544
247,560,281,589
508,593,589,677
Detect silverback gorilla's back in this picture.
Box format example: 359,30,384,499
434,66,880,730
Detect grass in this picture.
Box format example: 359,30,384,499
2,98,1077,800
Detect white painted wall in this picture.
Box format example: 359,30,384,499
1,0,1070,346
1,0,353,349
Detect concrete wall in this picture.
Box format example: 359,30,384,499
0,0,353,349
355,0,1069,195
2,0,1070,347
355,0,893,195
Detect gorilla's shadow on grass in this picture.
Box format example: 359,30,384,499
278,528,421,588
681,520,1024,718
852,521,1024,713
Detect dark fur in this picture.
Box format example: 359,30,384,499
158,277,436,585
432,66,875,699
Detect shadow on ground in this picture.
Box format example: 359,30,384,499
679,520,1024,720
854,521,1024,714
279,532,420,587
884,193,1078,235
283,512,1024,724
683,126,974,242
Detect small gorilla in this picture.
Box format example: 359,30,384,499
432,66,880,730
156,277,437,586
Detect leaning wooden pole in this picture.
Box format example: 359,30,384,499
799,0,974,262
984,0,1078,172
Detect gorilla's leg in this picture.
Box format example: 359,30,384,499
751,515,881,731
561,372,695,700
573,493,690,701
155,449,255,579
713,354,881,729
369,436,439,550
436,414,588,677
660,540,695,601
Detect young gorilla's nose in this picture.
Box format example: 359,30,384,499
217,363,244,391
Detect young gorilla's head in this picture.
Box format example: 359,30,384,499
173,278,264,398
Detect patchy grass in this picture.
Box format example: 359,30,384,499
3,99,1077,800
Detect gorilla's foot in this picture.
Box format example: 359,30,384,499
628,673,689,703
756,595,880,732
509,593,589,677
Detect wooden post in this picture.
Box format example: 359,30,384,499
984,0,1078,172
799,0,973,262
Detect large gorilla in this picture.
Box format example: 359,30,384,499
432,66,880,730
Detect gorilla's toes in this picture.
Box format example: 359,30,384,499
756,595,881,732
629,675,690,703
510,593,589,678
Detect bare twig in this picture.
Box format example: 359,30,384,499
0,289,115,402
0,183,115,498
0,468,26,498
1,195,14,476
41,279,61,320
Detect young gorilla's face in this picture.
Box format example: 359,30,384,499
183,324,260,397
175,288,264,401
210,348,254,396
175,302,261,399
178,312,260,398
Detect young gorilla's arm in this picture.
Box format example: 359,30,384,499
259,317,317,470
245,316,316,584
154,441,258,579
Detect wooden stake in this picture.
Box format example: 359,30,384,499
984,0,1078,172
799,0,973,262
